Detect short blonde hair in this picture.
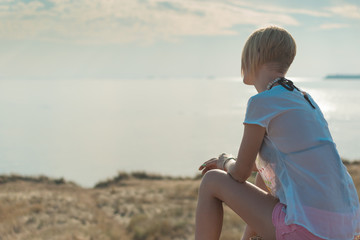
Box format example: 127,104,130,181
241,26,296,77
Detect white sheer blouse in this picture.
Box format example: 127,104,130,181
244,85,360,240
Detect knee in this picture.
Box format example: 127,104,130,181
199,169,227,194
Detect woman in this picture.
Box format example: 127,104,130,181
195,26,360,240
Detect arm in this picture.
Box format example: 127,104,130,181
224,124,265,183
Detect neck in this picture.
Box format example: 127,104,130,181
253,66,285,93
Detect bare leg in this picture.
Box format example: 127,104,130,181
195,170,278,240
241,173,272,240
195,175,224,240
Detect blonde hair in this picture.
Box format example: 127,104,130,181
241,26,296,77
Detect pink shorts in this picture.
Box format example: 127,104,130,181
272,202,324,240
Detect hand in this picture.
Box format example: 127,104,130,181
199,153,234,175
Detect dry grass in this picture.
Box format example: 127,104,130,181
345,161,360,195
0,163,358,240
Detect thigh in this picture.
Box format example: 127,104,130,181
202,170,279,239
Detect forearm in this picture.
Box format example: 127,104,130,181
224,158,257,172
223,159,236,172
224,159,253,183
226,124,264,183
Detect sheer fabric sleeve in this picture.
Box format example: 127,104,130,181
243,95,281,129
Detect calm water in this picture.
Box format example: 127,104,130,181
0,77,359,187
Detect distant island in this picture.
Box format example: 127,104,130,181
325,74,360,79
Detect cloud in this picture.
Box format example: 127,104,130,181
319,23,349,30
328,4,360,19
226,1,330,18
0,0,337,44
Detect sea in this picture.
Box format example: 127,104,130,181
0,77,359,187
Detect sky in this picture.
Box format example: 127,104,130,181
0,0,359,80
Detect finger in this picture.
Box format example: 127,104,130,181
201,166,216,175
199,163,207,170
199,158,217,170
199,162,214,171
202,168,208,175
204,161,218,170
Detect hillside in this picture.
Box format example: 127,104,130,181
0,162,359,240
